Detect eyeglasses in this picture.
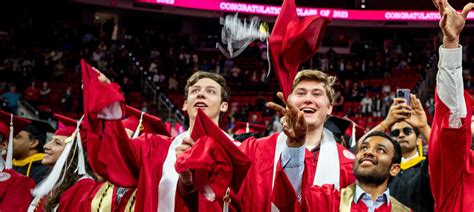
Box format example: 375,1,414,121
390,127,414,137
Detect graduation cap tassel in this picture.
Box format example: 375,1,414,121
32,135,74,198
350,123,356,148
74,115,86,175
5,114,14,170
75,131,86,175
265,39,271,79
33,115,86,198
132,112,145,139
222,187,231,212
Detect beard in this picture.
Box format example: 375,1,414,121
354,164,391,187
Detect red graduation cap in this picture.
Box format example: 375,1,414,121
53,113,78,137
231,121,266,135
122,106,170,137
269,0,331,99
53,113,92,151
175,109,251,204
0,111,32,170
81,59,126,131
0,110,31,138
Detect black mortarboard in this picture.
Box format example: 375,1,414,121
22,119,55,144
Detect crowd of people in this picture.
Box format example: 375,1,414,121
1,0,474,211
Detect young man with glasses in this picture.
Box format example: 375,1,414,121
363,94,433,211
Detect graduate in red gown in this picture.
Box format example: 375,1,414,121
229,0,355,210
28,114,100,212
81,58,234,211
429,0,474,210
0,110,36,211
273,131,411,211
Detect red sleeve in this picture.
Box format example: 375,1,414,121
58,178,100,212
429,90,474,205
303,184,340,212
239,136,259,161
272,165,340,212
87,119,139,187
89,120,172,188
0,173,36,212
272,165,299,211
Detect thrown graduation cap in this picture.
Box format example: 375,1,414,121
269,0,330,98
176,109,251,201
217,14,270,58
122,106,170,138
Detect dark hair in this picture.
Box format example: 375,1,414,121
184,71,230,102
0,134,5,143
45,138,96,211
360,131,402,165
28,133,45,153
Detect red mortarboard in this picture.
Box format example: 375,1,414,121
81,59,126,131
269,0,330,98
122,106,170,137
53,114,78,137
231,121,266,135
0,111,32,170
0,110,31,138
175,109,251,202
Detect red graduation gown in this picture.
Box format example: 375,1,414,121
273,168,408,212
30,178,102,212
429,90,474,211
0,169,35,211
87,119,173,212
238,133,355,211
58,178,103,211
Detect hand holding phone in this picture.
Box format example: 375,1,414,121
396,89,411,106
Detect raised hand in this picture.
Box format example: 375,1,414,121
380,98,411,131
405,94,429,130
93,67,111,83
267,92,307,147
176,137,195,184
433,0,474,47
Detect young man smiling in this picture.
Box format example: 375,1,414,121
81,57,232,211
238,70,356,211
369,94,434,211
273,131,410,211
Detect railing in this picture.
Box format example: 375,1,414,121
17,100,39,119
158,92,185,124
125,46,186,126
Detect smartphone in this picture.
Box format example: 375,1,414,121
396,89,411,106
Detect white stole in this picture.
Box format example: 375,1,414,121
313,128,340,190
270,129,340,211
158,131,189,212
